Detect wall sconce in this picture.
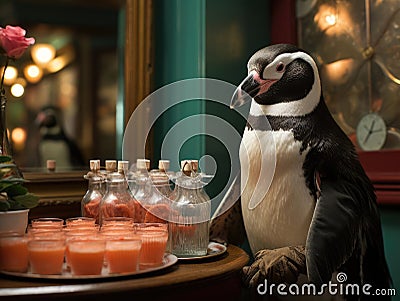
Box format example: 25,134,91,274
23,64,43,84
31,43,56,67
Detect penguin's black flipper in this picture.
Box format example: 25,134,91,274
306,177,360,285
209,173,246,246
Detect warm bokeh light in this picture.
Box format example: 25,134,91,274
2,66,18,85
314,3,353,36
31,43,56,66
11,127,27,150
325,14,337,26
24,64,43,83
46,55,69,73
11,82,25,98
323,58,354,85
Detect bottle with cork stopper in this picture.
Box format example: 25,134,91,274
81,159,104,224
169,159,211,257
131,158,151,222
141,159,172,223
99,162,135,225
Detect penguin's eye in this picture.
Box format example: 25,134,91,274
276,62,285,73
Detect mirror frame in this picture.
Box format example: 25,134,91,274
26,0,154,219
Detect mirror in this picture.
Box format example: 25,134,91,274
0,0,153,173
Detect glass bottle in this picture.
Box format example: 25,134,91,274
81,159,104,224
150,160,173,198
169,160,211,257
99,169,135,225
141,160,173,223
131,159,151,222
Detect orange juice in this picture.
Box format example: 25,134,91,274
28,239,65,275
106,239,141,273
31,218,64,229
64,232,98,268
135,224,168,268
66,217,96,228
0,234,29,272
68,240,105,275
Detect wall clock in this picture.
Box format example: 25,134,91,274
296,0,400,151
356,113,387,151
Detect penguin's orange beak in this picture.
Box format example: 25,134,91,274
230,70,277,108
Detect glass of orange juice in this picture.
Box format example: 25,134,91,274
68,238,106,276
134,223,168,268
28,239,66,275
64,230,99,268
0,232,29,272
31,218,64,229
101,217,134,229
66,217,96,228
105,235,142,274
27,227,65,240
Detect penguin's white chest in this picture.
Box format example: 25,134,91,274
240,128,315,254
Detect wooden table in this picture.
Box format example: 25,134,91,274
0,245,249,301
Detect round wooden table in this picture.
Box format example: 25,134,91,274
0,245,249,301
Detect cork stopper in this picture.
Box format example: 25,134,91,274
180,159,198,176
47,159,56,172
158,160,170,172
136,158,150,171
118,160,129,174
105,160,117,172
90,159,100,172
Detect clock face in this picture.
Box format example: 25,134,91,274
356,113,387,151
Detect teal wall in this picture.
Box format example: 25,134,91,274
381,208,400,299
153,0,270,195
205,0,270,201
153,0,206,172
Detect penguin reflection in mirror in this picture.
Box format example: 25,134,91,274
35,105,84,168
210,44,392,300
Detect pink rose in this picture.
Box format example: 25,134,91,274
0,25,35,59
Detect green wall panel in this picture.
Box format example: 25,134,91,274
153,0,206,171
381,208,400,299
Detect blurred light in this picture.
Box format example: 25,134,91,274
11,79,26,97
31,43,56,67
324,58,354,84
325,14,336,26
315,4,337,31
46,55,69,73
24,64,43,83
2,66,18,85
314,3,353,36
11,127,27,150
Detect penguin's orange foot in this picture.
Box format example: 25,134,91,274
242,245,306,288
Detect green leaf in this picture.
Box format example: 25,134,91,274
5,184,28,197
0,163,16,169
0,182,15,192
0,200,10,210
1,177,26,184
13,193,39,209
0,156,12,163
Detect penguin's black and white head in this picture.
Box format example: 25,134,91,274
35,106,63,136
231,44,322,117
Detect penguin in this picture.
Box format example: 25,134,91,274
36,105,85,168
210,44,392,299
